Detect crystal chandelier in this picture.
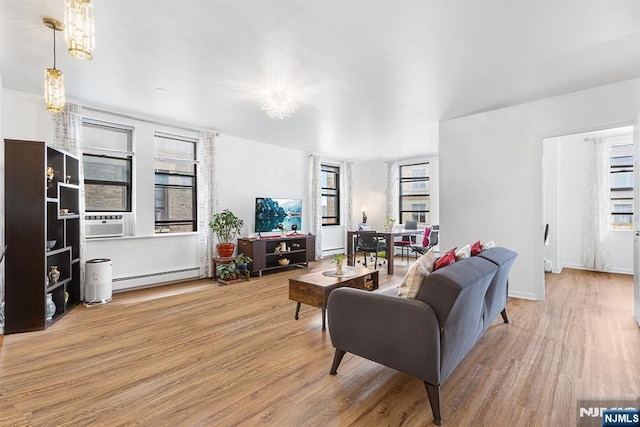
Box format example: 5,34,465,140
260,89,298,119
43,18,65,114
64,0,95,60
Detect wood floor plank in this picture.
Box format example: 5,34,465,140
1,261,638,426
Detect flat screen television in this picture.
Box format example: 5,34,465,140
255,197,302,233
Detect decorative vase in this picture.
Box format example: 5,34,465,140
280,242,287,252
336,262,344,276
46,293,56,322
48,265,60,283
216,243,235,258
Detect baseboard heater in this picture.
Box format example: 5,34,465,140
112,267,200,291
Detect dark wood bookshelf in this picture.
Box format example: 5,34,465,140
3,139,81,333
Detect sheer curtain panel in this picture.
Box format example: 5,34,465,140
197,131,218,277
310,155,323,258
52,103,86,295
582,136,611,271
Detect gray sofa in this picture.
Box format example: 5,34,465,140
327,247,517,425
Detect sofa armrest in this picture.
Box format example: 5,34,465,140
327,287,442,385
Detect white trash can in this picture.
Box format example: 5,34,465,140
85,258,112,305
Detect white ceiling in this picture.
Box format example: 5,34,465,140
1,1,639,160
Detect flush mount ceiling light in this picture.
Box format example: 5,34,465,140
43,18,65,114
64,0,95,60
260,89,298,119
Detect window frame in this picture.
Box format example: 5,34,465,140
610,141,634,230
321,164,341,226
398,162,430,225
154,133,198,233
82,120,134,213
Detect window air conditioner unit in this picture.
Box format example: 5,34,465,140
85,214,125,238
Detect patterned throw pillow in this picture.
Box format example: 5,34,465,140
481,240,495,251
470,240,482,256
434,248,457,271
397,249,436,298
455,244,471,261
422,226,432,247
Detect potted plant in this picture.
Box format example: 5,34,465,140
235,253,252,272
332,253,346,276
383,216,396,232
209,209,244,257
217,263,239,284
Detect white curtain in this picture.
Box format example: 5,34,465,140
385,160,399,220
310,155,323,259
583,136,611,271
197,131,218,277
344,161,354,230
52,103,86,295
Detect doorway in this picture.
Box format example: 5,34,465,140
543,125,634,275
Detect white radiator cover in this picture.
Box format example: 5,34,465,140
112,267,200,291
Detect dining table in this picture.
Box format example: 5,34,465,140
346,230,413,275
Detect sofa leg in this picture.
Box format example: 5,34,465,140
500,308,509,324
424,382,442,425
329,349,346,375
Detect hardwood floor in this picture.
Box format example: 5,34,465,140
1,261,638,426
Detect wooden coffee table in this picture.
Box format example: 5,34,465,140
289,267,379,330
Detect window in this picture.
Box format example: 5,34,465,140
399,162,430,225
610,142,633,230
321,164,340,225
154,133,197,233
83,121,133,212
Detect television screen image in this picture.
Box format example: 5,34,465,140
255,197,302,233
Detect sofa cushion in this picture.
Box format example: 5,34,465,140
434,248,456,271
397,249,436,298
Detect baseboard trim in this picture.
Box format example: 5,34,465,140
112,267,200,291
560,263,633,276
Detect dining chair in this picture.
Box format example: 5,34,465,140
411,225,439,258
394,220,418,264
355,230,387,269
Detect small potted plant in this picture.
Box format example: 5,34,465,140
235,253,252,272
217,263,239,285
332,253,346,276
209,209,244,257
383,216,396,232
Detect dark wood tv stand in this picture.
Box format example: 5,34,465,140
237,234,316,276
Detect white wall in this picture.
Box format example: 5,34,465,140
542,137,560,272
215,134,311,239
440,78,640,301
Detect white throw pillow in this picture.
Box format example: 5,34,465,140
481,240,495,251
455,244,471,261
397,249,436,298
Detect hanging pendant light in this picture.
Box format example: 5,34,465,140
64,0,95,60
43,18,65,114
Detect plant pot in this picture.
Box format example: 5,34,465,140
216,243,235,257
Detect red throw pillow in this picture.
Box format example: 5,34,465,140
471,240,482,256
422,227,432,247
434,248,456,271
